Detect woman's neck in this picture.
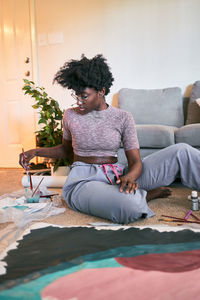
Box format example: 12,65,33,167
95,100,108,111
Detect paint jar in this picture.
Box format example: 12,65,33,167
25,187,40,203
191,191,199,211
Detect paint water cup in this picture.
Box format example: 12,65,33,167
25,187,40,203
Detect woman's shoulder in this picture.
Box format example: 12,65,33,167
63,107,77,118
109,106,133,119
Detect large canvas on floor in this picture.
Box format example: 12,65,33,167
0,225,200,299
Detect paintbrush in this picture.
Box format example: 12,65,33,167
184,210,200,221
184,210,192,220
191,212,200,221
162,213,200,223
22,148,33,190
161,214,188,221
32,177,44,197
159,218,179,223
29,172,33,190
159,219,184,226
40,193,59,198
159,218,200,224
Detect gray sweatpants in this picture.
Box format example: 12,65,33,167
62,143,200,224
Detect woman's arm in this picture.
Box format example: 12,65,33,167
19,138,73,169
116,149,142,194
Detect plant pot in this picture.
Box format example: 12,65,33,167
51,166,70,176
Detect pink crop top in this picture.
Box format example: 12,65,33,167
63,105,139,157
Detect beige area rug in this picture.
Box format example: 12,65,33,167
0,168,198,228
43,185,195,227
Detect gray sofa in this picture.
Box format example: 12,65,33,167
117,81,200,165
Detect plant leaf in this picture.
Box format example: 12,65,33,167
23,79,30,84
38,119,47,124
32,104,39,109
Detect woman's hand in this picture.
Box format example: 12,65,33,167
19,149,37,169
117,148,142,194
116,174,138,194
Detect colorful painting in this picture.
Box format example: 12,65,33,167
1,225,200,299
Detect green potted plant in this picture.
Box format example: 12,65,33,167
22,79,70,173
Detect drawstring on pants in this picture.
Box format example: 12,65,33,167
100,164,123,185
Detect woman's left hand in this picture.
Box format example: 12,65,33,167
116,175,138,194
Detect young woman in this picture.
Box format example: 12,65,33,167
19,54,200,224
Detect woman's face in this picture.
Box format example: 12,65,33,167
73,87,105,114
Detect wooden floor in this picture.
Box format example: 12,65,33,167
0,168,24,196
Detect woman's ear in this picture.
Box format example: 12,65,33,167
99,87,106,97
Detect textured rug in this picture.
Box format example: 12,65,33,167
1,224,200,299
0,185,199,230
0,168,198,227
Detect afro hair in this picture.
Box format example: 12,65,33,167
53,54,114,95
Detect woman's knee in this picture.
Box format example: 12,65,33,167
174,143,192,151
109,200,143,224
174,143,194,157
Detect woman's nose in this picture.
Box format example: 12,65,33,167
77,98,83,105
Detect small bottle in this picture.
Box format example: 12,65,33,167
191,191,199,211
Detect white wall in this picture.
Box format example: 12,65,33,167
35,0,200,109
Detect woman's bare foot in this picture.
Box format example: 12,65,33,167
146,187,172,202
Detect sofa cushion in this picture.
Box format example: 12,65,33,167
175,124,200,147
118,87,184,127
185,98,200,124
186,81,200,124
135,125,176,148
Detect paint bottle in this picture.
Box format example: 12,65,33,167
191,191,199,211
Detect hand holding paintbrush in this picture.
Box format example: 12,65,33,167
19,148,37,170
22,148,33,190
21,148,29,170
